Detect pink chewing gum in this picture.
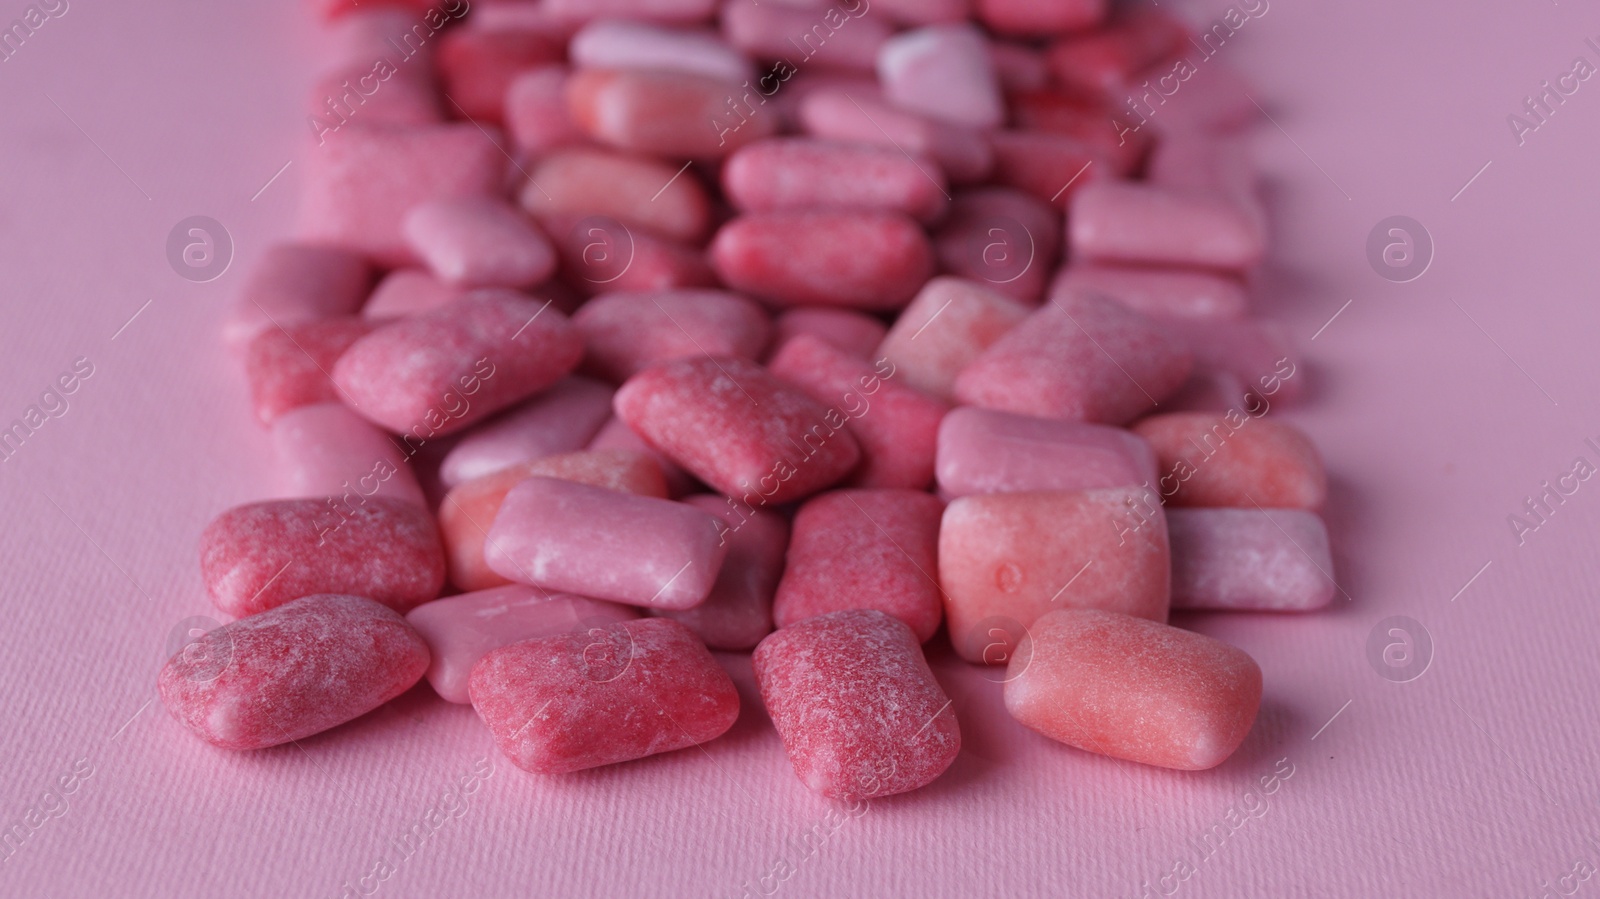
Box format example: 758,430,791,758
200,497,446,617
1069,181,1266,273
270,403,425,508
935,407,1158,498
977,0,1106,36
549,218,717,296
1131,412,1328,510
333,292,583,438
754,609,960,800
588,416,700,497
932,187,1061,303
520,147,712,244
877,23,1004,130
989,40,1050,92
1006,90,1148,177
1045,11,1186,97
773,489,945,641
573,290,772,383
570,19,753,83
1126,59,1257,135
1005,609,1262,770
542,0,719,26
1050,264,1248,320
723,138,949,223
614,356,862,504
771,308,888,362
1168,508,1336,611
361,269,463,320
721,1,891,71
1160,317,1304,406
768,335,947,490
505,67,586,155
710,211,934,310
469,617,740,774
298,124,506,267
406,586,639,703
438,376,616,487
567,68,776,157
987,131,1109,210
876,276,1030,401
436,27,564,123
952,294,1193,424
441,449,670,592
244,317,376,424
159,594,430,751
485,476,728,609
799,89,993,184
225,244,371,348
939,487,1170,663
402,198,557,289
653,494,788,651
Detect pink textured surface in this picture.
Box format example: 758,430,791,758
5,1,1600,896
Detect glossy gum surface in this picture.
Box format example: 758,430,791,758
935,406,1158,498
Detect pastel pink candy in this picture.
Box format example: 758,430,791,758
486,477,728,609
159,594,430,751
871,0,968,26
976,0,1106,35
720,1,891,71
987,130,1109,210
799,89,993,184
361,269,462,320
402,198,557,289
933,187,1060,303
542,0,718,25
1147,133,1258,205
952,294,1193,424
753,609,960,800
520,147,711,244
724,138,949,222
573,290,772,383
1168,508,1336,611
1161,317,1304,406
774,489,944,641
225,244,371,347
438,376,616,487
567,68,775,158
770,307,887,362
570,19,752,82
652,494,788,651
200,496,446,617
614,356,862,504
588,415,699,497
406,586,639,703
244,317,375,424
1050,264,1248,320
271,403,425,507
876,276,1030,401
710,211,934,310
549,219,717,296
469,617,739,775
333,292,582,437
505,66,586,155
939,487,1170,663
1069,181,1266,272
435,27,564,123
989,39,1050,91
877,24,1004,130
298,124,506,267
768,335,947,490
935,407,1158,498
1005,609,1262,770
1133,412,1328,510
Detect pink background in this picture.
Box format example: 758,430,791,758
3,1,1599,896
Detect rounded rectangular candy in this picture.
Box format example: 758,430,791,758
987,130,1109,210
876,276,1030,401
710,211,934,310
652,494,788,651
774,489,944,641
573,289,771,383
1160,317,1304,406
520,146,711,245
877,23,1004,130
549,217,717,296
1005,609,1262,770
506,66,586,156
543,0,718,25
588,415,699,497
361,269,462,320
567,67,775,157
721,1,890,71
470,617,739,774
952,293,1193,424
932,187,1060,303
402,197,558,290
245,317,376,424
753,609,960,800
1044,10,1185,96
333,292,583,438
768,334,947,490
1006,89,1147,174
614,355,861,504
1168,508,1336,611
225,244,371,348
436,27,563,123
723,137,949,222
1068,181,1266,273
570,19,753,83
159,594,430,751
200,497,445,617
799,88,993,184
441,449,669,592
485,476,727,609
770,307,888,362
271,402,425,508
1132,412,1327,509
438,376,616,487
935,406,1157,498
1050,264,1248,320
939,487,1170,663
406,586,639,703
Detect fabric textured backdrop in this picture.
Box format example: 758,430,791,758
2,1,1597,896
